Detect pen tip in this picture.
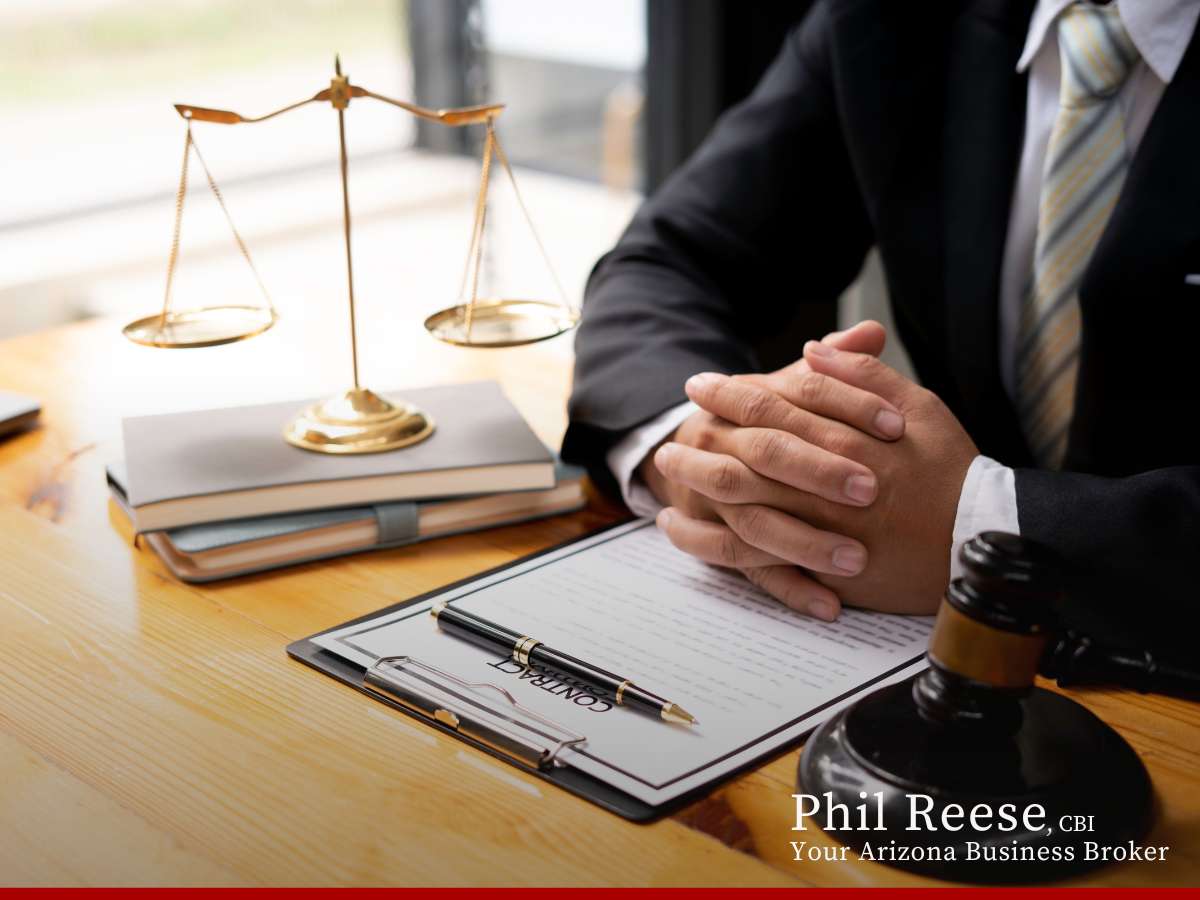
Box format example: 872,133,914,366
662,703,698,726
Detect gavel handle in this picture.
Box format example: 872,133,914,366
1042,630,1200,700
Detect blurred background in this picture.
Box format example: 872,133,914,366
1,0,900,373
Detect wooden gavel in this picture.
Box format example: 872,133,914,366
798,531,1159,881
919,531,1198,740
917,531,1061,737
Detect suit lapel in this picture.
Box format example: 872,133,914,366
1081,23,1200,312
1062,22,1200,470
941,0,1035,464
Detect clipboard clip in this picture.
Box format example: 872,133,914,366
363,655,587,770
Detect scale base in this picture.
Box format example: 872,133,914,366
797,678,1152,883
283,387,434,454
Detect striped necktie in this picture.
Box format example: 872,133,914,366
1016,2,1139,468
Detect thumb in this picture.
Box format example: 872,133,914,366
764,320,888,380
823,319,887,357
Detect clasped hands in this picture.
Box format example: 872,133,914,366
641,321,979,620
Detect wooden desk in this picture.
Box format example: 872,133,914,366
1,317,1197,887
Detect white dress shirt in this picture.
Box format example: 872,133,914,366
607,0,1200,577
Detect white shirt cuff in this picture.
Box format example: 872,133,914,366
605,401,698,516
951,454,1020,580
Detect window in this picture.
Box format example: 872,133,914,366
1,1,645,348
480,0,645,187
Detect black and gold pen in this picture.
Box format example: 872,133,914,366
430,601,697,726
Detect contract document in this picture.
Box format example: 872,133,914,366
313,519,932,806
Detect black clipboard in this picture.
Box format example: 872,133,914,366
287,519,911,822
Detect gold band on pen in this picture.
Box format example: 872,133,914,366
512,636,541,667
521,638,542,666
615,680,631,705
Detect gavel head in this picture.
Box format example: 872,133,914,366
914,531,1063,738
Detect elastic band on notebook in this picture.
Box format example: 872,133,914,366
373,502,420,545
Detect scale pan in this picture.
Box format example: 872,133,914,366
424,299,578,348
122,306,276,349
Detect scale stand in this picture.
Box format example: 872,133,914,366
123,56,578,454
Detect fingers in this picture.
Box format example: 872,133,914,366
803,341,916,408
656,501,866,577
685,372,803,431
765,369,905,439
655,507,790,568
739,565,842,621
655,438,876,508
757,319,887,381
712,501,868,577
686,370,904,441
722,424,876,505
654,508,844,620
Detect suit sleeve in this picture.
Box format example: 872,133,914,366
562,2,873,495
1016,466,1200,647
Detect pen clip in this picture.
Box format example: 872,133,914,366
363,655,587,770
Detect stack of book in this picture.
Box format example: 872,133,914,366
108,382,586,582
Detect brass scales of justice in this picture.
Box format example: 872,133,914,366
122,57,579,454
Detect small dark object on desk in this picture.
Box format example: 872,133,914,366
0,392,40,440
1044,629,1200,700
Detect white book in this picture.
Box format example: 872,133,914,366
120,381,555,531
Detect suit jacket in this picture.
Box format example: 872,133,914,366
563,0,1200,645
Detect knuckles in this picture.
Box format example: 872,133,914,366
717,528,744,566
708,457,742,498
793,370,829,409
746,430,789,472
809,421,856,460
689,416,721,452
732,504,772,545
734,387,775,425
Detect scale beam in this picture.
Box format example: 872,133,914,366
173,91,504,128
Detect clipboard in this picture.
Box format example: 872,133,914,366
288,519,858,822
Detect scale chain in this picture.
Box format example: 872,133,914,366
160,121,276,327
490,128,570,311
188,130,276,318
159,124,193,324
460,122,496,339
457,118,573,341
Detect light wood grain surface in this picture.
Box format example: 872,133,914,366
1,317,1197,887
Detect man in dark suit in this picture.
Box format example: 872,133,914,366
563,0,1200,641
